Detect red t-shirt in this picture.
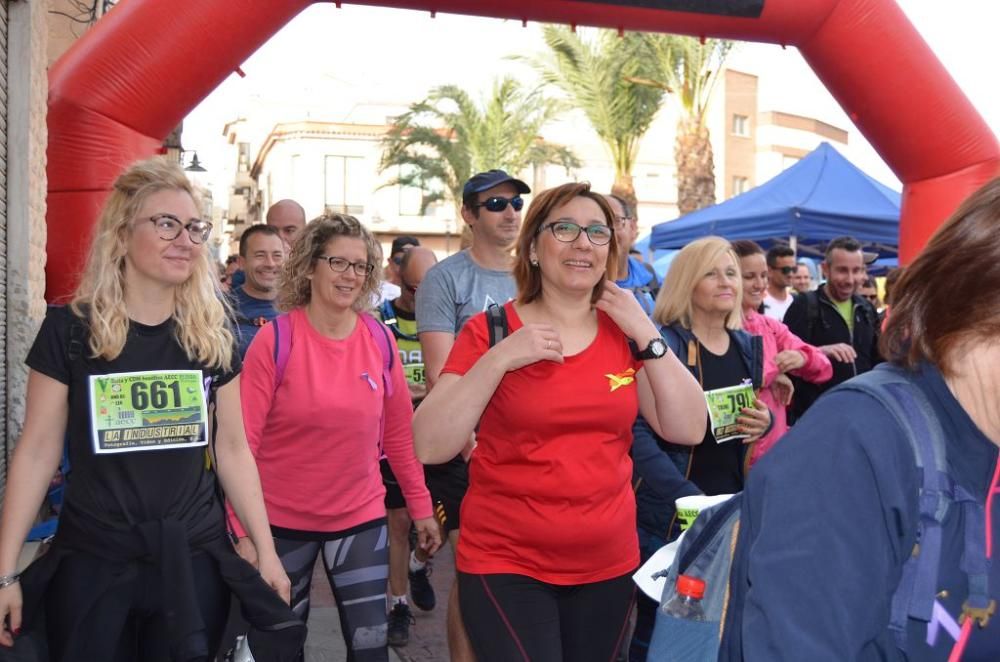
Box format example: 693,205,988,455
442,302,641,584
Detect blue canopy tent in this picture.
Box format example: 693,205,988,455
649,143,901,260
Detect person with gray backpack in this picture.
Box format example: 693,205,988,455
650,179,1000,661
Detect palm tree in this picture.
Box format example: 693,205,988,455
633,35,733,215
378,77,579,223
516,26,665,212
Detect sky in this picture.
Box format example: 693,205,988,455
183,0,1000,207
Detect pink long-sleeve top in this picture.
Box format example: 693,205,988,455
230,307,432,537
744,308,833,464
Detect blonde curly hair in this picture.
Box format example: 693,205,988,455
277,213,383,312
71,157,234,370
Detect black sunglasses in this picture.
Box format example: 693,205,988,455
775,266,796,275
474,196,524,213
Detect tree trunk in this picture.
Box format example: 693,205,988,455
611,174,638,219
675,118,716,216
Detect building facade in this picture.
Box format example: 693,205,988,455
219,67,848,261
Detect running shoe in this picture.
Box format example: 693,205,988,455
409,561,436,611
387,602,414,647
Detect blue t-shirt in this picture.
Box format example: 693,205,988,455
230,287,279,358
616,256,657,316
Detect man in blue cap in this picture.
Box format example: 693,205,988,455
413,168,529,661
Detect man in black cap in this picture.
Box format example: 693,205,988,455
378,235,420,305
414,168,530,662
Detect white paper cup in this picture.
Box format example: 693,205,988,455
675,494,734,531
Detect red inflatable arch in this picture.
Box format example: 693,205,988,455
46,0,1000,301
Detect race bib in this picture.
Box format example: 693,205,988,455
404,362,426,386
704,381,756,443
89,370,208,454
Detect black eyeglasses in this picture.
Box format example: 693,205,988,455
474,196,524,213
615,215,634,227
537,222,614,246
144,214,213,244
317,255,375,277
775,266,796,275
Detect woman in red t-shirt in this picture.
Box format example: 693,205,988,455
412,182,707,662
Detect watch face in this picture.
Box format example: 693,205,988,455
650,339,667,357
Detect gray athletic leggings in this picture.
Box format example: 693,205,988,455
273,519,389,662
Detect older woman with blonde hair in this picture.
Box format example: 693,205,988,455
0,157,300,661
232,213,440,662
413,182,706,662
629,236,772,661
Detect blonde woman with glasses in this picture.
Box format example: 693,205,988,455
0,158,301,661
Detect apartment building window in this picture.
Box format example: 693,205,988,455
324,155,366,215
237,143,251,173
732,114,750,137
398,165,424,216
733,176,750,195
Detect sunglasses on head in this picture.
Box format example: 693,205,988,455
474,196,524,213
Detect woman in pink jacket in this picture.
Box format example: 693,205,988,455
731,240,832,463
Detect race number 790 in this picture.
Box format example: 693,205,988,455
726,390,752,413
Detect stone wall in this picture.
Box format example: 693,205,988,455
6,0,50,491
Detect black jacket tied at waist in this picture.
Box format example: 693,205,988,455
19,507,305,661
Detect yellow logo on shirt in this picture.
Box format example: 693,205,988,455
606,368,636,392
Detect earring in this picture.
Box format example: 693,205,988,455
530,257,539,267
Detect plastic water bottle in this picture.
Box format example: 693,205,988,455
662,574,706,621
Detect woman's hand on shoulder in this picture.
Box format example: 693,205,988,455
595,281,658,341
0,583,22,647
257,551,292,605
492,324,564,371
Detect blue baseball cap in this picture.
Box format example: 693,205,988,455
462,169,531,204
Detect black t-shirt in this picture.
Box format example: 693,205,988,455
686,339,750,496
26,306,240,546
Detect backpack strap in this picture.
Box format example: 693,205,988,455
804,290,821,338
67,317,86,363
272,313,293,394
360,312,396,458
486,303,509,348
360,312,395,399
836,368,989,650
379,299,418,343
748,334,764,391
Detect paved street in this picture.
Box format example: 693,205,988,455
306,541,455,662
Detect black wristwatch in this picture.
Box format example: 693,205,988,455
629,337,669,361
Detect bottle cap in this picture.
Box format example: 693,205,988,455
676,574,706,599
